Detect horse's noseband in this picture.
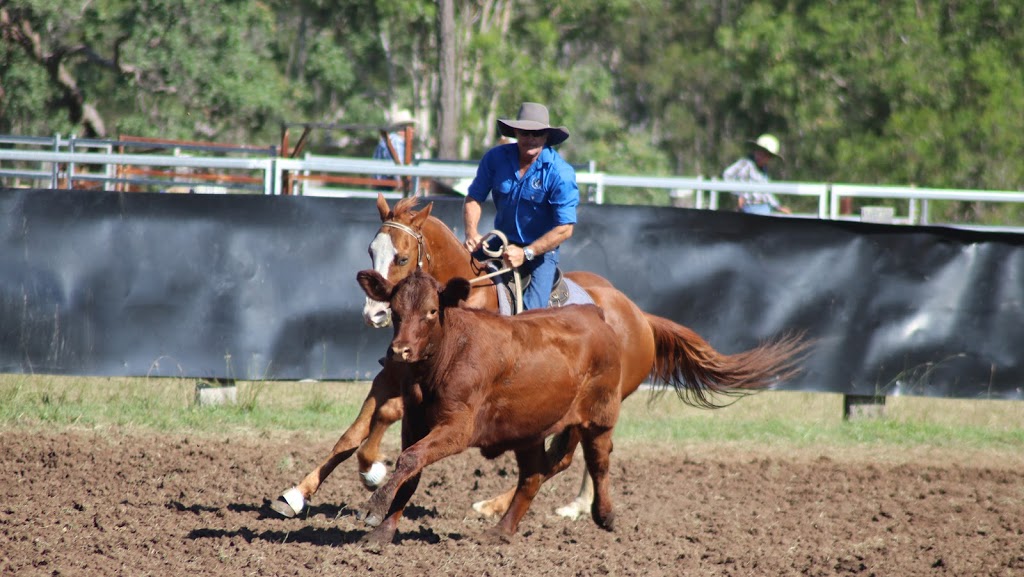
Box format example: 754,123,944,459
381,220,430,269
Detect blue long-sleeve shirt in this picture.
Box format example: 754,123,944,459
467,144,579,246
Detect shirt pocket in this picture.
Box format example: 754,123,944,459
521,175,549,204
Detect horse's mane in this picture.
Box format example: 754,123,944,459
392,196,421,219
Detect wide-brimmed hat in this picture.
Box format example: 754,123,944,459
748,133,783,161
497,102,570,146
387,109,416,131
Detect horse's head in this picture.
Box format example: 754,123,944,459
363,193,434,328
357,268,471,363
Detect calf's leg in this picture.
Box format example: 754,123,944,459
488,444,547,539
581,426,616,531
487,429,584,538
360,419,471,531
361,472,421,546
473,429,581,518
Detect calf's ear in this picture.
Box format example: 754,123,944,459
357,270,394,302
440,277,472,308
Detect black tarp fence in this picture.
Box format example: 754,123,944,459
1,188,1021,400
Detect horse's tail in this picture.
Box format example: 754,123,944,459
644,312,811,409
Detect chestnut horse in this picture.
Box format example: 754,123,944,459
355,269,622,543
271,194,808,520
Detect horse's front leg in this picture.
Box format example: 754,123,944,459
355,393,404,489
271,367,401,518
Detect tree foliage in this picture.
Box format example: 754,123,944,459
3,0,1023,208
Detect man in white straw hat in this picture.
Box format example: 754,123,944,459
372,109,416,184
464,102,579,311
722,133,791,215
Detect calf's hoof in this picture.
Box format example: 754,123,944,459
474,526,514,545
594,509,615,532
360,525,396,547
269,487,305,518
361,509,383,527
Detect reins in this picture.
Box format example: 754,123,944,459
468,230,524,314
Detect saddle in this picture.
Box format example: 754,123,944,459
474,231,586,315
488,265,594,316
501,267,570,308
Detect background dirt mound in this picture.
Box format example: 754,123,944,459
2,429,1022,576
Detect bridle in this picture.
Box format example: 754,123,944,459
380,220,430,269
380,219,524,313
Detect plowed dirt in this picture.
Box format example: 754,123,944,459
2,429,1022,576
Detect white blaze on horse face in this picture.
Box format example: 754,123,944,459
364,232,396,327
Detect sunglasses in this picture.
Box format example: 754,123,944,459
515,129,548,138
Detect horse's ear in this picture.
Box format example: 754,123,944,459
357,269,394,302
440,277,471,309
410,202,433,229
376,193,392,222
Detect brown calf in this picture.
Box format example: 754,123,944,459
355,269,623,544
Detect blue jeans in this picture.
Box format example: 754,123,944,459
520,251,558,311
472,242,558,311
741,203,772,215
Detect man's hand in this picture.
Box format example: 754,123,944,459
464,233,482,252
503,245,526,268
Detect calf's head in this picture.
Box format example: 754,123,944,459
357,269,471,363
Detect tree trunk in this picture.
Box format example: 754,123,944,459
436,0,458,159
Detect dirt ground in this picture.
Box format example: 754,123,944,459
2,428,1022,577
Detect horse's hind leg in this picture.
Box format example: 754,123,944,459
554,469,595,520
581,426,615,531
270,369,402,518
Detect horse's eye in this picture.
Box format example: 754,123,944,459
396,256,410,266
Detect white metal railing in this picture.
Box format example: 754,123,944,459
3,147,1024,231
0,149,274,193
830,183,1024,231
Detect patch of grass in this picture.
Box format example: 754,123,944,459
1,375,1021,455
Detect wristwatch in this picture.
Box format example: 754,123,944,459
523,247,535,261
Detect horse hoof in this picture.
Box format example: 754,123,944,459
270,487,305,518
360,462,387,489
554,501,587,521
472,498,506,518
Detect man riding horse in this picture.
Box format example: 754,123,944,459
463,102,578,312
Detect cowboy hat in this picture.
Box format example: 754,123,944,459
497,102,570,146
386,109,416,131
748,133,783,161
